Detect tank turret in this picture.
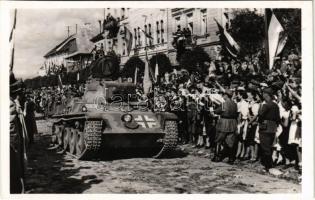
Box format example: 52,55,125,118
89,55,120,80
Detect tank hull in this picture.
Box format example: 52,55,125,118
51,110,178,160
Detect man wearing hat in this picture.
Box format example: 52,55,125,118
258,87,281,172
212,88,238,164
10,72,28,193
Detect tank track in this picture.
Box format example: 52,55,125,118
153,120,178,158
77,120,103,160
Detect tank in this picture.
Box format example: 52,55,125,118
50,55,179,160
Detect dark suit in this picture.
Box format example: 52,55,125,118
258,101,280,170
213,98,238,162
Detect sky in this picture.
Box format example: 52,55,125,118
12,9,103,79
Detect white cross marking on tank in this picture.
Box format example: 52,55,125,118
134,115,157,128
134,115,143,121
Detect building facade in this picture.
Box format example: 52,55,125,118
90,8,230,69
43,24,95,74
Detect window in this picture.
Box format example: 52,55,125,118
121,8,125,19
137,27,141,46
122,42,126,55
186,13,193,34
144,24,147,46
148,24,152,46
160,20,164,43
201,9,207,35
175,17,181,32
156,21,160,44
134,28,137,47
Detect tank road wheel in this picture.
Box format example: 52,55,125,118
153,120,178,158
57,125,64,147
51,125,57,144
76,121,103,160
76,131,85,157
69,129,78,155
63,127,71,150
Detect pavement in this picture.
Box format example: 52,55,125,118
24,119,301,194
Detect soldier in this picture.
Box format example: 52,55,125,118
258,87,281,172
212,89,238,164
10,72,28,193
24,94,38,145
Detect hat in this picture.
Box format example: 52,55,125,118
271,80,284,90
263,87,274,96
224,89,233,97
10,71,23,95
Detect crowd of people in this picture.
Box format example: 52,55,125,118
146,50,301,175
9,48,302,193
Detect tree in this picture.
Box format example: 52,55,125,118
121,56,145,79
179,46,211,74
273,9,301,55
149,53,172,75
224,9,301,59
227,9,265,57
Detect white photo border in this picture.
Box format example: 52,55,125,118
0,1,313,200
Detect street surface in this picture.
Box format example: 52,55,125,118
24,119,301,194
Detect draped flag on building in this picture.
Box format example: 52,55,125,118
214,17,240,58
265,9,287,69
124,26,133,56
139,27,153,40
58,74,63,90
143,51,152,94
134,67,138,84
154,63,159,82
9,9,17,71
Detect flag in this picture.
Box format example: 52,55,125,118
124,26,133,56
134,67,138,84
265,9,286,69
143,51,152,94
209,61,216,75
58,75,63,90
276,32,288,56
214,18,240,58
139,28,153,40
223,12,230,29
9,9,17,71
9,9,17,42
154,63,159,81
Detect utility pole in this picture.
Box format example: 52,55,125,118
67,25,70,37
75,24,77,34
103,8,106,54
160,9,169,55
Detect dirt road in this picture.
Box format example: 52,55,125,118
24,119,301,194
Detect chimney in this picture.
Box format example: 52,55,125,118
67,26,70,37
98,20,102,34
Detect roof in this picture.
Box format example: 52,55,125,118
44,34,75,58
44,25,95,59
64,52,91,60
